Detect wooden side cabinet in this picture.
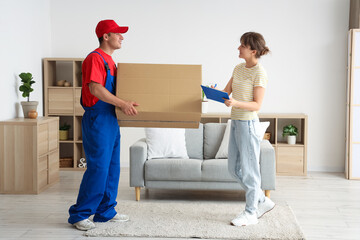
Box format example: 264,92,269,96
0,117,59,194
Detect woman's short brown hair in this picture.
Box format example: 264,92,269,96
240,32,270,58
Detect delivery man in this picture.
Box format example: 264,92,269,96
68,19,139,231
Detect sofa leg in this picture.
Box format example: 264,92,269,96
135,187,141,201
265,190,270,198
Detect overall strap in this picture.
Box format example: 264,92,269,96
90,51,110,71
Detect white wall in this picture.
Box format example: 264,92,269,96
0,0,52,120
1,0,350,172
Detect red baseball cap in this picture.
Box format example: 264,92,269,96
95,19,128,38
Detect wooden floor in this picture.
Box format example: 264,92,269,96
1,169,360,240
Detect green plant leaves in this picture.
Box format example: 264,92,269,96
59,122,71,130
19,72,33,81
282,124,298,136
18,72,35,101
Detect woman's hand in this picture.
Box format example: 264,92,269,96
224,97,238,107
210,84,218,89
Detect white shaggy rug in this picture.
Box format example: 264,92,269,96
85,200,305,239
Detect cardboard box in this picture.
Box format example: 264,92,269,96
116,63,201,128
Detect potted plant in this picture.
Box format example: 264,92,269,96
19,72,38,118
59,122,71,140
282,124,298,145
201,86,208,113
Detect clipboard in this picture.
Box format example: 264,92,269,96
201,85,229,103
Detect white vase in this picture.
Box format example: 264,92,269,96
287,135,296,145
202,101,208,113
21,101,39,118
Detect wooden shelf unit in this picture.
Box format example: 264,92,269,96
43,58,85,170
201,113,308,176
0,117,59,194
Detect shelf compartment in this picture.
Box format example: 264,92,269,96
59,116,73,141
277,118,304,145
55,61,74,87
59,143,74,168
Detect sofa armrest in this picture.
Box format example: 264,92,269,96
129,138,147,187
260,140,276,190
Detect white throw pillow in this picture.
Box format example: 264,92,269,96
255,121,270,141
145,128,189,160
215,120,270,159
215,120,232,159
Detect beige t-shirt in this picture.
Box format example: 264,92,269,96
231,63,268,120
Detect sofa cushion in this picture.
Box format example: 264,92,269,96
201,159,235,182
215,120,231,159
145,158,202,181
185,123,203,159
145,128,189,159
204,123,227,159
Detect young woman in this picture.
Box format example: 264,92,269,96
218,32,275,226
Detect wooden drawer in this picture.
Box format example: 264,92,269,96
38,124,48,156
48,151,59,184
38,155,48,172
48,120,58,151
277,146,304,175
49,88,74,114
75,88,84,116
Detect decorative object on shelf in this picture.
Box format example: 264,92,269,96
56,79,72,87
60,157,73,168
59,122,71,140
282,124,298,145
56,79,66,86
28,109,38,119
263,132,271,140
19,72,38,118
78,158,87,168
201,85,208,113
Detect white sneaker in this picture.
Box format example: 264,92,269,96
73,219,95,231
231,211,259,226
257,197,275,218
110,213,130,222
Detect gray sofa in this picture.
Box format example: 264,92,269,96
129,123,276,201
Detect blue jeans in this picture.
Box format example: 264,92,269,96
228,119,265,214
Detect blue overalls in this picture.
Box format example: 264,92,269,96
68,51,121,224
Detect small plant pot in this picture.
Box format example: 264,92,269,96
202,101,208,113
21,101,38,118
287,135,296,145
59,130,69,140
